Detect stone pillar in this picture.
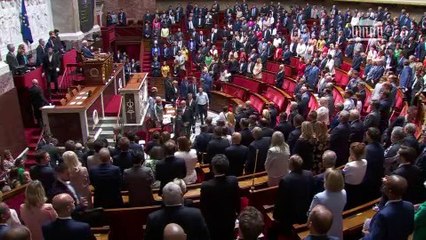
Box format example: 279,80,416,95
50,0,100,41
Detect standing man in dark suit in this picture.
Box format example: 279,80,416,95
36,39,46,67
329,110,351,166
275,112,294,142
5,44,19,72
89,148,123,208
275,64,285,88
245,127,271,173
144,182,210,240
30,150,55,194
364,127,385,201
225,132,249,176
349,110,365,143
364,175,414,240
118,9,127,25
272,155,315,237
193,125,212,163
155,141,186,192
180,100,193,137
288,114,304,153
123,152,154,207
43,47,61,98
48,163,85,208
200,155,240,240
28,79,49,126
42,193,95,240
112,137,134,174
206,127,230,164
239,118,254,147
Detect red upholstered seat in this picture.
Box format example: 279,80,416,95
334,69,349,87
290,57,300,67
308,93,319,112
233,75,261,93
262,71,276,85
249,94,266,113
264,86,288,111
363,87,372,115
222,83,247,100
332,87,344,105
282,78,297,95
340,62,352,72
284,65,294,77
266,61,280,73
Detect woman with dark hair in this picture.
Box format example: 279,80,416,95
175,136,198,184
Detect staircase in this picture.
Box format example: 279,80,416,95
24,128,42,169
141,41,152,74
93,117,120,147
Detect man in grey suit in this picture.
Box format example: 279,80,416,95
123,152,155,207
5,44,19,72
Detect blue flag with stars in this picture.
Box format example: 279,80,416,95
20,0,33,44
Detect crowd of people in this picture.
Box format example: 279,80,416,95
2,1,426,240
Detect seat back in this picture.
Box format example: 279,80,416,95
308,93,319,112
334,69,349,87
105,205,162,240
394,89,404,111
290,57,300,67
266,61,280,73
363,86,373,115
222,82,247,100
248,186,278,211
340,62,352,72
233,75,261,93
282,78,297,95
262,71,276,85
249,94,267,113
264,86,288,111
284,65,294,77
332,87,344,105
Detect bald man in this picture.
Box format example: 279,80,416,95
306,205,335,240
225,132,249,176
42,194,94,240
28,78,49,126
364,175,414,240
163,223,187,240
89,147,123,208
3,226,31,240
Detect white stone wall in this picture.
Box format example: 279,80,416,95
0,0,54,59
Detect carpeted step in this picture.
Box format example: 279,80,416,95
104,95,122,117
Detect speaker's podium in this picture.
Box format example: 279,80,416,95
119,73,149,125
82,53,114,85
41,54,124,144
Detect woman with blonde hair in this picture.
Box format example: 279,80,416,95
312,121,330,174
62,151,92,208
20,180,58,240
265,131,290,186
309,169,346,239
225,110,236,134
293,121,316,170
253,58,263,79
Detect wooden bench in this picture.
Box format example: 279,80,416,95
264,198,380,240
232,75,263,93
222,82,249,101
334,68,350,87
210,91,244,113
249,93,270,113
282,77,298,96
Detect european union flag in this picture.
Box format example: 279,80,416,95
20,0,33,44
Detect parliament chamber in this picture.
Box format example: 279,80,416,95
1,0,426,240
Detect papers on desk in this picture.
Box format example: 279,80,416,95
163,114,172,125
69,102,77,105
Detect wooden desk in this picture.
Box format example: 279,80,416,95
42,65,123,144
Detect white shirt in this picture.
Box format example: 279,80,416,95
175,149,198,184
343,159,368,185
296,43,307,57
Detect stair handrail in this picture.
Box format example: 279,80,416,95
116,95,124,130
58,64,70,89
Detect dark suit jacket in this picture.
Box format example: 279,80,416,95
393,164,426,204
329,122,351,166
41,144,62,167
365,201,414,240
48,179,81,204
239,128,254,147
288,127,302,154
155,156,187,192
6,52,19,71
245,137,271,173
28,85,49,109
273,170,314,228
30,164,55,194
144,205,210,240
349,120,365,143
193,132,212,154
42,218,94,240
275,121,294,141
276,70,285,88
364,142,385,200
261,127,274,138
43,53,61,73
113,151,134,174
206,137,230,164
123,165,155,207
0,224,10,239
200,175,240,238
89,163,123,208
36,45,46,66
225,144,249,176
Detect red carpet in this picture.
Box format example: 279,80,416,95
105,95,122,117
24,128,42,169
